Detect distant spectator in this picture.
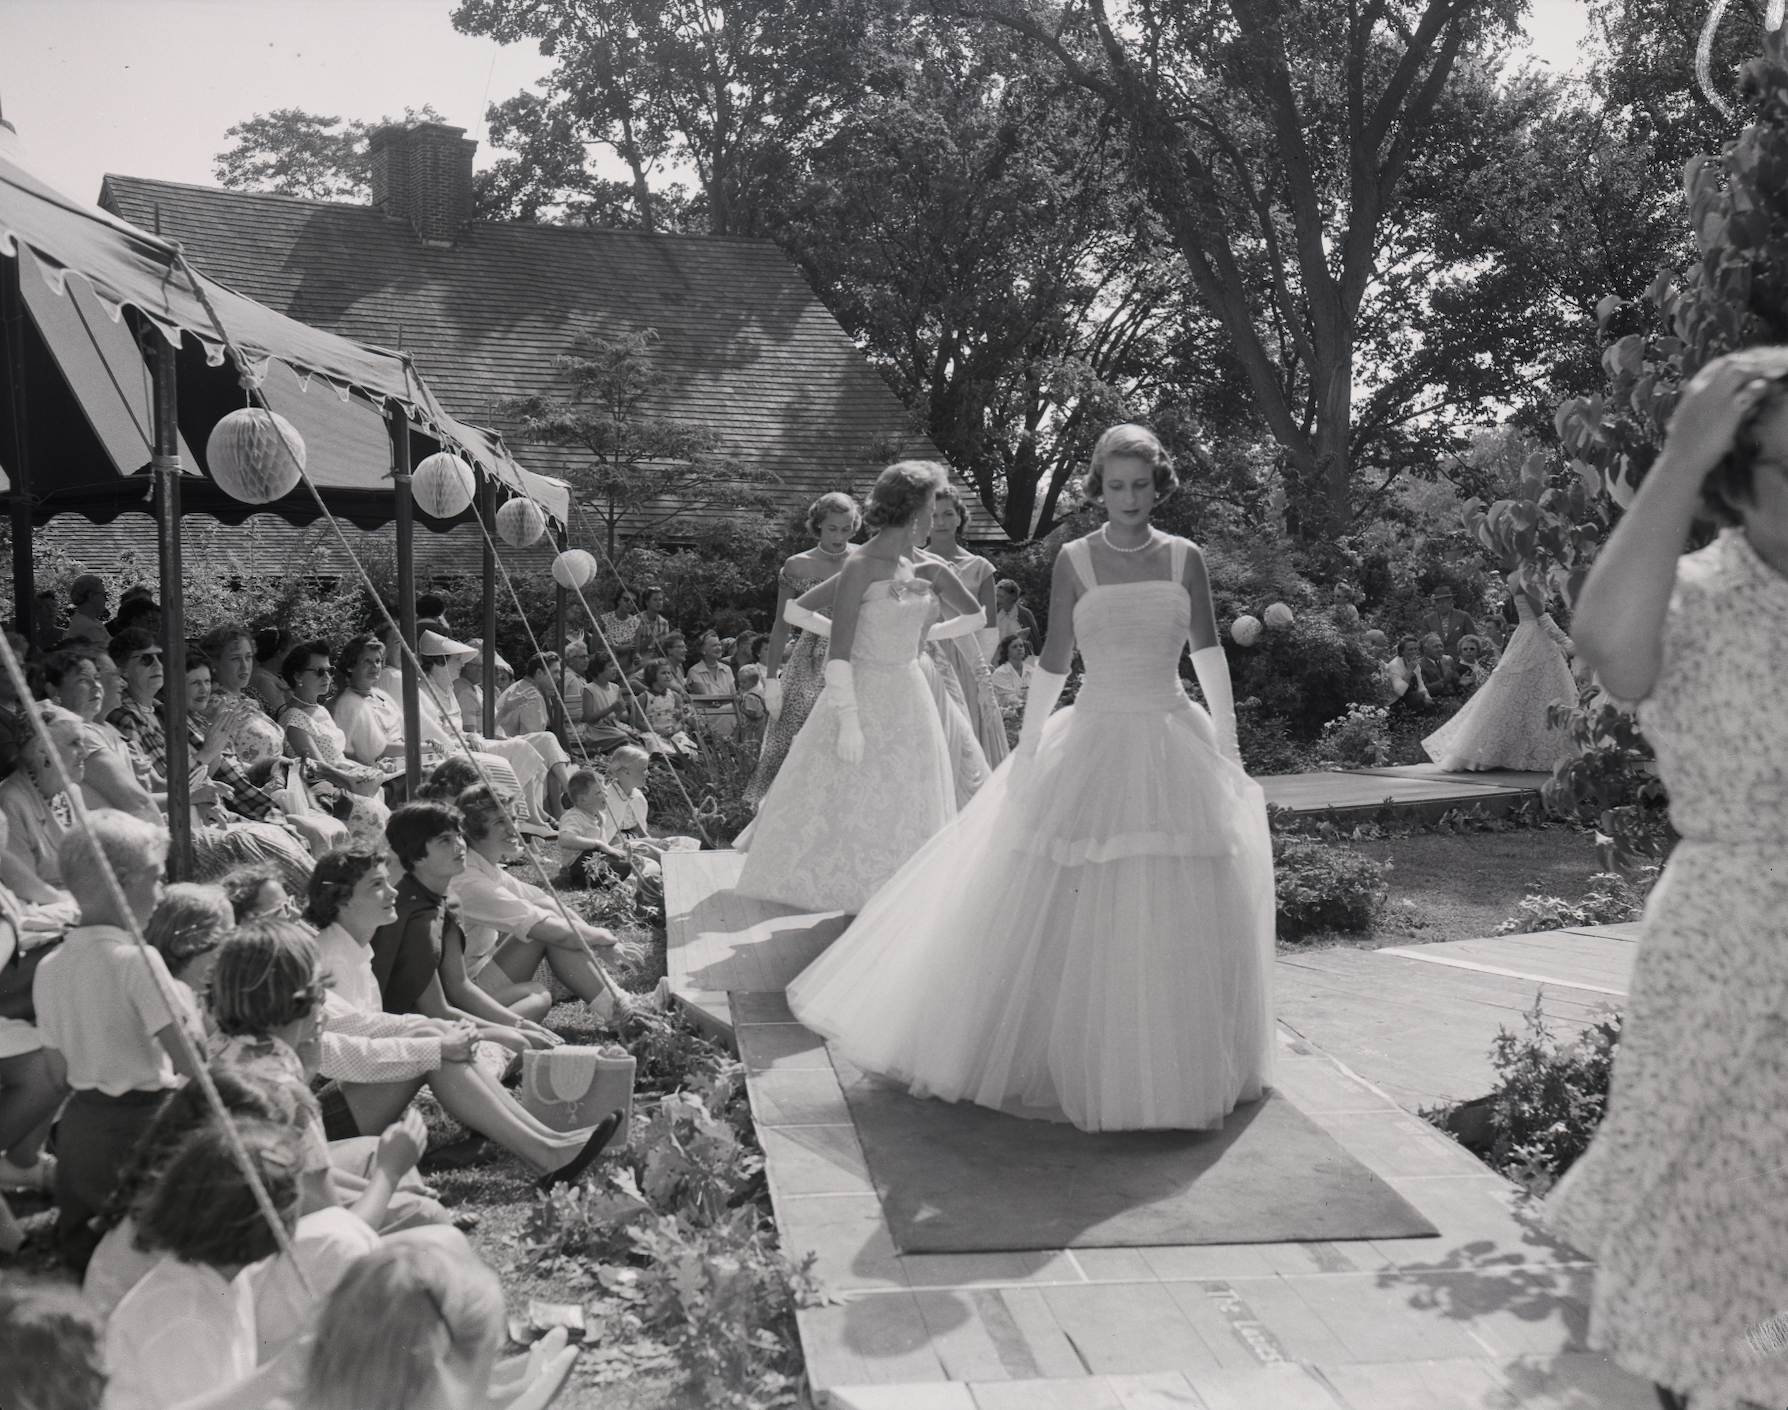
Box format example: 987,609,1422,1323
558,640,590,725
1456,634,1497,689
637,661,696,760
576,654,639,755
248,627,291,713
990,633,1036,710
686,631,736,739
0,704,85,903
633,587,672,660
659,632,691,696
1386,635,1433,711
555,769,630,887
107,593,160,642
597,584,643,673
415,592,447,629
1418,585,1477,658
994,579,1039,649
1417,631,1460,697
736,663,768,742
64,576,111,648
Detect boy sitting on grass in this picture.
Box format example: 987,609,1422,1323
553,769,631,890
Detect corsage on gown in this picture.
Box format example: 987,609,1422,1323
787,536,1276,1131
734,562,956,914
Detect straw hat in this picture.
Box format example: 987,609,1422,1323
417,629,476,658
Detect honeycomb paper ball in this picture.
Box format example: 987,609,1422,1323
412,452,476,519
205,408,305,504
1230,614,1263,647
1264,601,1295,628
496,496,547,547
552,549,598,590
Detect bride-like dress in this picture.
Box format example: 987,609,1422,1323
787,536,1276,1131
1423,593,1577,772
734,561,955,914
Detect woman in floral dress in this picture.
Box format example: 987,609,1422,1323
1545,349,1788,1410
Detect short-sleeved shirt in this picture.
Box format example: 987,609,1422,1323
33,925,179,1094
369,872,455,1014
250,1205,380,1363
449,848,556,978
331,687,403,767
496,679,552,737
0,771,69,886
102,1255,257,1410
604,782,650,838
558,804,612,870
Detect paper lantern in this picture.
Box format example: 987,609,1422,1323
497,496,547,547
412,452,476,519
205,408,305,504
1264,602,1294,628
552,549,598,590
1230,614,1262,647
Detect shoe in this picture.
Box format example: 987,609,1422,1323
536,1112,622,1192
419,1133,490,1172
0,1155,54,1193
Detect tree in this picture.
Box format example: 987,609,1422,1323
497,329,779,560
948,0,1533,531
214,106,450,201
452,0,874,236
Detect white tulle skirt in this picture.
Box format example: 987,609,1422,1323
787,694,1277,1131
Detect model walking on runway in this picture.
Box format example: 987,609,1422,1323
787,425,1276,1131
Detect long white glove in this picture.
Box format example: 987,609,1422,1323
1008,665,1068,801
825,659,864,763
1191,645,1242,767
975,626,1000,664
763,675,783,722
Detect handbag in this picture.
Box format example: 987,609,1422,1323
518,1045,635,1144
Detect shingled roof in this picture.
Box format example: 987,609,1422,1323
98,142,988,564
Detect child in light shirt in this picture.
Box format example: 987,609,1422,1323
554,769,631,888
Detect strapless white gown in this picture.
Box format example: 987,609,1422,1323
734,566,956,914
787,535,1277,1131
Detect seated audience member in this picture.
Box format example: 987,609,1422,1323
295,1239,580,1410
330,633,407,775
197,623,291,772
143,882,233,1044
598,584,644,674
106,587,160,641
990,633,1036,710
207,918,430,1234
370,804,562,1050
636,661,696,760
218,863,295,925
555,769,631,888
1419,585,1477,659
0,705,86,903
1417,631,1460,697
597,746,697,911
415,592,449,630
45,648,156,825
558,640,590,726
728,631,762,682
994,578,1039,650
494,652,568,738
64,575,111,648
415,756,481,804
1456,634,1496,689
658,632,691,696
277,640,389,849
735,664,768,744
576,654,640,755
450,786,617,1020
686,631,736,739
307,846,618,1184
248,627,291,714
100,1120,311,1410
1386,634,1433,710
83,1065,300,1318
32,812,197,1270
0,1279,106,1410
631,586,673,662
415,632,568,830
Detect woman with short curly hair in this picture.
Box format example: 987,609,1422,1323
736,461,983,912
745,489,864,808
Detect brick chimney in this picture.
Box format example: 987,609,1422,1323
369,122,477,247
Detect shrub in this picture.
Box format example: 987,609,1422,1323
1228,613,1384,739
1317,703,1392,768
1273,836,1389,938
1494,870,1654,936
1236,699,1318,776
1544,691,1672,874
1481,995,1621,1196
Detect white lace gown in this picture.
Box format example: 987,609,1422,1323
734,566,956,914
1422,597,1577,771
787,536,1277,1132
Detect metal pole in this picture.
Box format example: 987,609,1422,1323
389,409,421,793
552,525,567,741
152,333,191,879
480,477,497,738
1,255,34,647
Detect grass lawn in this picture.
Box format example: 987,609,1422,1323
1280,823,1610,951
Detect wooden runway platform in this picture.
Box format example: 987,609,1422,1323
662,851,1652,1409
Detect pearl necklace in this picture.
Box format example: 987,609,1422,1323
815,544,849,559
1102,525,1158,554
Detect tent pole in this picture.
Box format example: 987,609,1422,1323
480,477,496,738
1,254,33,648
389,408,421,794
552,525,567,740
152,333,191,880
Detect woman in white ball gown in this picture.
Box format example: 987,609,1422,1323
1422,579,1577,772
788,425,1276,1132
734,462,982,915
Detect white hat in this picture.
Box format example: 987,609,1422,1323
466,638,513,674
417,629,476,658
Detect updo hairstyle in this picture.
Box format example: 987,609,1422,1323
933,482,971,531
863,461,948,531
806,491,862,537
1082,424,1179,505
